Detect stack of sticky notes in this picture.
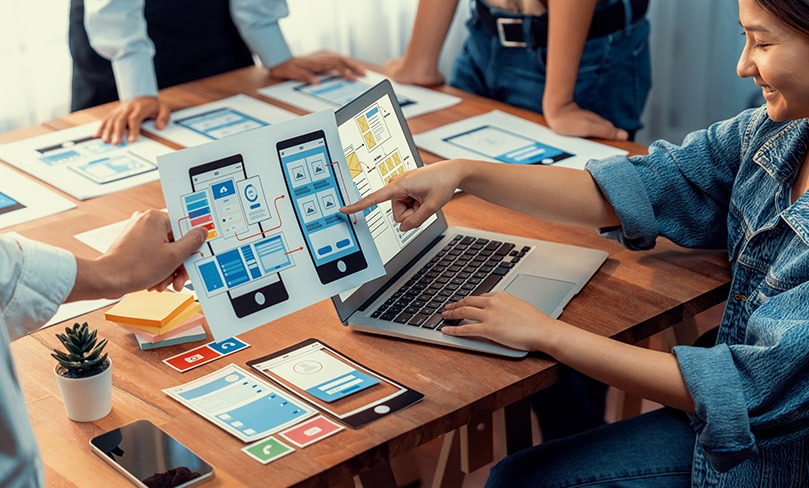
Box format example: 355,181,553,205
105,291,207,350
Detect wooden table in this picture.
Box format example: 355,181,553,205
6,66,731,487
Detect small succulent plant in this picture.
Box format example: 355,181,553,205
51,322,109,379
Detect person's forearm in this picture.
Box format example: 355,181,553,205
401,0,459,69
542,0,597,114
455,159,620,228
68,256,117,302
543,323,695,412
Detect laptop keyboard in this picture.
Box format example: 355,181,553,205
370,234,531,330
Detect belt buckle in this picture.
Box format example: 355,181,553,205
496,17,527,48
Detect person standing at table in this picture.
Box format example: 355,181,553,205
69,0,365,145
0,211,207,487
388,0,650,141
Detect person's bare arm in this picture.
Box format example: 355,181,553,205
543,0,628,140
342,159,619,232
442,293,694,412
68,210,207,301
386,0,459,86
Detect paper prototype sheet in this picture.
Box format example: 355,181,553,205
142,94,298,147
158,110,384,340
414,110,628,170
258,70,460,119
163,364,316,442
0,122,172,200
0,164,75,230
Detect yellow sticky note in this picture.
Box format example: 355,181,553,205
105,291,195,328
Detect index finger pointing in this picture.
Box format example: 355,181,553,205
340,185,398,214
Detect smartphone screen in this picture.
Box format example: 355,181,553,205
189,154,289,317
277,130,368,284
90,419,214,488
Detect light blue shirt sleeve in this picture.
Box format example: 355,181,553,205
0,236,76,341
230,0,292,68
0,235,75,488
84,0,157,101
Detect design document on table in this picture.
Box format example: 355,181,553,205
0,164,75,229
0,122,171,200
159,110,384,340
414,110,628,170
142,94,298,147
258,70,460,119
164,363,316,442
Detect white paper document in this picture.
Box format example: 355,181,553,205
159,110,384,340
0,122,172,200
258,70,461,119
0,165,75,230
74,219,128,253
414,110,628,170
44,298,120,328
164,364,316,442
142,94,298,147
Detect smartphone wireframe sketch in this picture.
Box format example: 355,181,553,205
277,130,368,284
89,419,214,488
189,154,289,317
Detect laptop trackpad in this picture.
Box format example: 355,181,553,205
504,274,577,315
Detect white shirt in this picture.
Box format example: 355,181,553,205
84,0,293,100
0,236,76,488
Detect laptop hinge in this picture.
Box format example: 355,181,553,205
357,233,446,312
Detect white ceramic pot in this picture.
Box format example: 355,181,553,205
54,357,112,422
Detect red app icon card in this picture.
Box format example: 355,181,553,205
164,345,221,372
279,416,344,448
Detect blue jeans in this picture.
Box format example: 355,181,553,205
486,408,695,487
451,9,651,133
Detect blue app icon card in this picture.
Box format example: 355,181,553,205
208,337,249,355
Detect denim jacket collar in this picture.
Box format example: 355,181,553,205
754,118,809,245
752,118,807,182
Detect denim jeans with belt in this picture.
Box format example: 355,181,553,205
450,1,652,134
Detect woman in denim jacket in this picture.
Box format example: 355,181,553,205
342,0,809,484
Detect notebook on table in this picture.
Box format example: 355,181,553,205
332,81,608,358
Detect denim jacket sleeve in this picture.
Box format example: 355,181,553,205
585,107,767,250
673,281,809,471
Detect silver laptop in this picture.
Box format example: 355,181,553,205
332,81,607,358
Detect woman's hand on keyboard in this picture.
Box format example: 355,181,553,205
440,292,560,352
340,159,464,232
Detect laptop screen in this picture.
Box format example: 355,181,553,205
332,81,446,320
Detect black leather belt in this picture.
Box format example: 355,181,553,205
474,0,649,49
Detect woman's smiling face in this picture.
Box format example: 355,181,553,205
737,0,809,121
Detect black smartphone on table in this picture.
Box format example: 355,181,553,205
90,419,214,488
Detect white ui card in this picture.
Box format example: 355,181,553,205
258,70,460,119
142,94,299,147
0,122,171,200
0,164,75,230
414,110,628,170
158,110,384,340
163,364,316,442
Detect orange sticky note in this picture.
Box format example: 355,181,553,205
105,290,195,328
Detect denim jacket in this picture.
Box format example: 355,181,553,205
586,106,809,487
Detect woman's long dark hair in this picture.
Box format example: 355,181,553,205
755,0,809,36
